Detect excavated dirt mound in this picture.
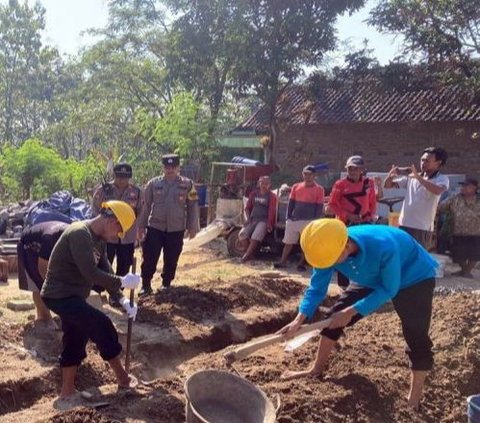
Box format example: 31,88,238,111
137,276,306,327
181,292,480,423
46,291,479,423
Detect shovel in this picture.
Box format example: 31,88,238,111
124,256,137,373
224,318,332,365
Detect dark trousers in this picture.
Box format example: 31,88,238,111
17,243,43,291
106,242,134,276
337,272,350,290
43,296,122,367
141,227,184,287
321,278,435,370
400,226,431,250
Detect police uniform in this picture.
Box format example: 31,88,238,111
140,154,199,293
92,163,143,276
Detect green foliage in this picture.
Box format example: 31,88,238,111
369,0,480,95
0,0,66,144
163,0,365,164
137,92,219,180
0,139,100,202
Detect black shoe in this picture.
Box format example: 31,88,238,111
273,262,287,269
139,280,153,296
296,264,307,272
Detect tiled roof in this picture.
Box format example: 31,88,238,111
238,84,480,131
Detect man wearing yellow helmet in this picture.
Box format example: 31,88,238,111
41,200,141,403
278,219,437,410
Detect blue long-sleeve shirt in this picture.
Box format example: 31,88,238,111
299,225,437,318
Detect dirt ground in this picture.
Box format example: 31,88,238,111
0,240,479,422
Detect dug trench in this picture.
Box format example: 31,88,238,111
1,274,480,423
0,274,309,422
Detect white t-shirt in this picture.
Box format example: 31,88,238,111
397,173,450,231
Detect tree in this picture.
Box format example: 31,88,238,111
369,0,480,94
163,1,365,164
231,1,366,164
0,139,101,201
165,0,242,136
137,92,218,180
0,0,64,144
0,139,66,200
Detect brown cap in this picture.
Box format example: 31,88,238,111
459,177,478,188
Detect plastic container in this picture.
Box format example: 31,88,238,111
195,184,208,206
388,211,400,227
431,253,450,278
468,394,480,423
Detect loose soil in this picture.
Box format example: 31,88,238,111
0,241,479,422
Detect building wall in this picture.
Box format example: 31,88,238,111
274,121,480,183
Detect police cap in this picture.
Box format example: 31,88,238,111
113,163,132,178
162,154,180,167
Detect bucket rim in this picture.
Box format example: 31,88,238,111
468,394,480,411
185,368,269,397
184,368,275,421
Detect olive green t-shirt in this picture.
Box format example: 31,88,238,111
41,222,121,299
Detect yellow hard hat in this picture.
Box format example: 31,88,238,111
101,200,135,238
300,218,348,269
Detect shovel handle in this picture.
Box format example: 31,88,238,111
125,256,137,373
224,318,332,364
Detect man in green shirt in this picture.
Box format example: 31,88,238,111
41,200,141,401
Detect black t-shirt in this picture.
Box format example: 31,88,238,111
20,221,69,260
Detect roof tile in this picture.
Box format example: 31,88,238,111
238,84,480,131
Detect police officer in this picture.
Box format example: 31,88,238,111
92,163,143,305
139,154,199,295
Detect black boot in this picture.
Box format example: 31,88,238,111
139,279,153,296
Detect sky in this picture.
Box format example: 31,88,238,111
4,0,402,64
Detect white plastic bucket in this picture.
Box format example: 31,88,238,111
431,253,450,278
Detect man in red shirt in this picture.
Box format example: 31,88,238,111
327,155,377,288
238,176,277,262
328,155,377,225
274,165,325,270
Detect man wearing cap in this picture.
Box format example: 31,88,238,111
438,176,480,278
327,155,377,289
384,146,449,248
92,163,143,306
274,165,324,270
328,155,377,225
277,218,437,410
41,201,141,402
139,154,199,295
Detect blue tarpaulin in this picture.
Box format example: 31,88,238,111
25,191,92,227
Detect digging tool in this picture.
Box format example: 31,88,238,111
124,256,137,373
224,318,332,366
